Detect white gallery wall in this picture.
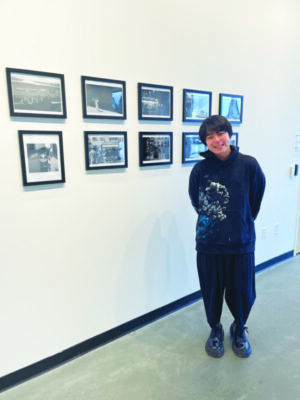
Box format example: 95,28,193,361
0,0,300,376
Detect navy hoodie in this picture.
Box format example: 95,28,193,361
189,146,265,254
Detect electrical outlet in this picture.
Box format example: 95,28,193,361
274,224,279,234
261,228,267,239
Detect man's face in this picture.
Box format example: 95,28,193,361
206,130,231,160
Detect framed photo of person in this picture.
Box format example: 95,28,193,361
81,76,126,119
18,130,65,186
84,131,128,170
182,132,207,164
139,132,173,166
230,132,239,146
6,68,67,118
219,93,243,124
182,89,212,122
138,83,173,121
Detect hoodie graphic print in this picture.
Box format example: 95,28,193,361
197,180,230,240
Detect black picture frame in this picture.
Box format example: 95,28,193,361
138,83,173,121
84,131,128,170
230,132,239,146
139,132,173,166
219,93,243,124
18,130,65,186
182,132,207,164
81,76,126,119
182,89,212,122
6,68,67,118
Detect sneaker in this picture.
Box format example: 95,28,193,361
205,323,224,358
230,321,252,358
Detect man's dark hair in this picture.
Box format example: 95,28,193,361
199,115,233,145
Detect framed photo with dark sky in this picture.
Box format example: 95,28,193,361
81,76,126,119
18,130,65,186
182,132,207,163
84,131,128,170
139,132,173,166
219,93,243,124
6,68,67,118
138,83,173,121
183,89,212,122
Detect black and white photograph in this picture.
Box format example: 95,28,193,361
139,132,173,166
18,131,65,186
182,132,207,164
81,76,126,119
6,68,67,118
183,89,212,122
84,131,128,170
219,93,243,124
230,132,239,147
138,83,173,120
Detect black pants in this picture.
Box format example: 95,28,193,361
197,252,256,335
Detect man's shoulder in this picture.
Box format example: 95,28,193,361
237,152,259,167
190,158,207,173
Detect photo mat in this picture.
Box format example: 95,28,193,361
183,89,212,122
182,132,207,163
139,132,173,166
85,131,128,169
138,83,173,120
219,93,243,124
6,68,66,118
18,131,65,186
81,76,126,119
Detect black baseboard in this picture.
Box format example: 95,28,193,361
0,250,294,393
0,291,202,393
255,250,294,273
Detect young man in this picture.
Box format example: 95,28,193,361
188,115,265,358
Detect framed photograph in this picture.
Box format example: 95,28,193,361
18,131,65,186
139,132,173,166
219,93,243,124
230,132,239,147
138,83,173,120
81,76,126,119
84,131,128,170
182,132,207,164
6,68,67,118
183,89,212,122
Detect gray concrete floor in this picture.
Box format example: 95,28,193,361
2,256,300,400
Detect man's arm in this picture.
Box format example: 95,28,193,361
249,160,266,220
189,167,200,213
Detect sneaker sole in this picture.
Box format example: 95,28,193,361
232,344,252,358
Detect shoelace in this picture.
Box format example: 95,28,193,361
241,326,249,338
236,327,249,346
